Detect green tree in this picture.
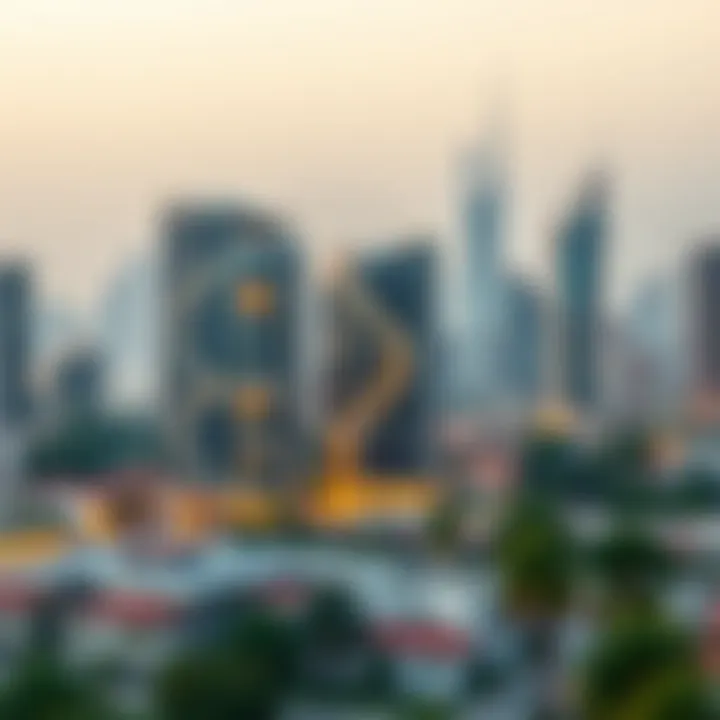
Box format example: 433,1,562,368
592,525,673,617
298,585,386,702
395,698,457,719
595,428,655,508
496,496,575,716
27,415,165,480
498,499,574,630
425,498,464,558
519,434,572,497
0,656,115,720
156,609,298,720
582,617,712,720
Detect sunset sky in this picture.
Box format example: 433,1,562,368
2,0,719,313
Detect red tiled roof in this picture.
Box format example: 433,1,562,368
87,592,183,628
372,621,472,659
0,582,39,613
255,578,311,611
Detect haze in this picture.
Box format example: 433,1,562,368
2,0,719,311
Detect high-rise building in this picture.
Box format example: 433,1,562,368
626,274,683,418
0,263,32,427
556,173,609,413
690,242,720,412
505,276,543,408
54,347,104,422
329,239,437,477
162,203,301,483
101,256,158,410
460,134,507,410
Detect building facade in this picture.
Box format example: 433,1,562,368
329,240,437,477
460,141,507,411
54,347,104,422
0,264,31,427
162,203,301,484
505,276,543,409
690,242,720,414
556,174,608,414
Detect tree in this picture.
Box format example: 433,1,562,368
425,498,464,558
582,617,712,720
592,525,673,617
497,498,575,717
594,428,655,508
156,609,298,720
519,434,573,498
298,585,383,701
0,656,115,720
395,699,457,719
27,415,165,480
498,499,575,629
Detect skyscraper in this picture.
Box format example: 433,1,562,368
101,256,158,410
162,203,301,483
328,239,438,477
505,276,543,408
0,263,32,427
460,136,506,411
54,346,104,422
690,242,720,411
556,173,609,413
626,274,683,418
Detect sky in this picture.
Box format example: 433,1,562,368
2,0,720,314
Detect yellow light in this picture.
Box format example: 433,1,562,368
234,385,273,419
236,281,275,316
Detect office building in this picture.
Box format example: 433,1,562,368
102,257,158,410
690,242,720,414
162,203,301,483
459,134,507,410
0,263,31,427
329,239,437,477
626,274,684,418
54,347,104,421
556,173,609,413
505,276,543,409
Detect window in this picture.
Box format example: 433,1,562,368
236,281,276,317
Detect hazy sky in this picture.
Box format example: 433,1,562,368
2,0,720,313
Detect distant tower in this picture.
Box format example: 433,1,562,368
556,173,609,415
102,257,158,411
460,117,507,412
0,262,32,428
505,276,543,410
689,241,720,417
627,274,683,418
161,203,302,484
53,346,104,422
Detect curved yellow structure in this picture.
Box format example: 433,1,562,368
326,269,415,477
312,267,438,527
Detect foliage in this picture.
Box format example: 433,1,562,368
395,698,457,720
27,415,165,479
301,585,367,655
519,434,573,497
425,498,464,556
0,656,115,720
592,525,673,615
582,617,711,720
297,584,389,702
156,609,298,720
497,498,575,621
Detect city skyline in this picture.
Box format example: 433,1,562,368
2,0,719,313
